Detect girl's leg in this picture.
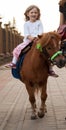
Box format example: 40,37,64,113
5,41,30,68
12,56,18,64
13,41,30,59
5,56,18,68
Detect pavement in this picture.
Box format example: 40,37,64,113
0,65,66,130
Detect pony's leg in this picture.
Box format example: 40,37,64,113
26,85,37,119
38,84,47,118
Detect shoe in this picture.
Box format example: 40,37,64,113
5,63,16,69
48,70,59,77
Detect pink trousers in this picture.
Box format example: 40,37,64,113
13,41,30,58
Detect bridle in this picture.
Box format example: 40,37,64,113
36,43,62,63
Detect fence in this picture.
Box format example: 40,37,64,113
0,22,23,65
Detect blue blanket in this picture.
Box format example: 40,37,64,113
11,54,25,80
11,41,33,80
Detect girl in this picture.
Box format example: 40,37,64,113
7,5,43,68
6,5,58,77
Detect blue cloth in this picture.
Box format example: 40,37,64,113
11,41,33,80
11,54,25,80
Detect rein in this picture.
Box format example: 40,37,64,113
36,43,62,62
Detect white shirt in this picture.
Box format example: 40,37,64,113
23,20,44,42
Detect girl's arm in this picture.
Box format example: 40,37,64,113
38,21,44,35
24,22,34,41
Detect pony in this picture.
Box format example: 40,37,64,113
20,31,66,119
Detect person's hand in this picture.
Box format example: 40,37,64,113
27,35,35,41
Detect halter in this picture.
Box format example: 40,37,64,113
36,43,62,62
50,51,62,61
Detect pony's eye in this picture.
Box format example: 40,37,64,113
47,47,51,50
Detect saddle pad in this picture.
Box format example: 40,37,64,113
11,54,25,80
11,41,33,80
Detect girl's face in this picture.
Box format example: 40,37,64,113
27,8,39,22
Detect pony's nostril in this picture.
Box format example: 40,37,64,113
56,59,66,68
53,61,56,65
59,59,65,65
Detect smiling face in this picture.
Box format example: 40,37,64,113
27,7,39,22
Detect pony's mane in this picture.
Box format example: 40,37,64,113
47,32,61,41
37,31,61,47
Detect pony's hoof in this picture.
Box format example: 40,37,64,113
31,115,38,120
31,112,38,120
38,111,45,118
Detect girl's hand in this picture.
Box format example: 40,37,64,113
27,35,35,41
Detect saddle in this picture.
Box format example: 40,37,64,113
11,42,33,80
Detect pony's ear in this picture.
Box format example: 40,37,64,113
38,34,43,38
53,31,61,39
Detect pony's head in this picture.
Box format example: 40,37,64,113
36,31,66,68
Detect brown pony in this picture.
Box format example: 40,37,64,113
20,31,65,119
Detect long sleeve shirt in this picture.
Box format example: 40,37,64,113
23,20,44,42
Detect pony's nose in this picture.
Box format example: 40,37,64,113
56,59,66,68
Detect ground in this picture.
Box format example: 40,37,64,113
0,65,66,130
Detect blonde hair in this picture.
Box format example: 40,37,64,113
59,0,66,6
24,5,41,21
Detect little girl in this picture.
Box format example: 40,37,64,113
6,5,58,77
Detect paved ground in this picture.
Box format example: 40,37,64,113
0,65,66,130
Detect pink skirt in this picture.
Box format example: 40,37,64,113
13,41,30,58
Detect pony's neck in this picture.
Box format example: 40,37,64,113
31,43,49,69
